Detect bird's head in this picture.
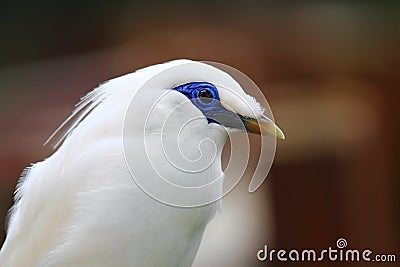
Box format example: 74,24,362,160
120,60,284,206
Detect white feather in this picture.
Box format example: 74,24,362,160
0,59,263,267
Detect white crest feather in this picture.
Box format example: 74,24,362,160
44,82,110,149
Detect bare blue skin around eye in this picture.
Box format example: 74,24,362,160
171,82,246,130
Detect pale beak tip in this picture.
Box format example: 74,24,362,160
275,126,285,140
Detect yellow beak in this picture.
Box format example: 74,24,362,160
241,114,285,139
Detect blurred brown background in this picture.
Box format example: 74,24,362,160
0,1,399,266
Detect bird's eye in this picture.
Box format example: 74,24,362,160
198,89,214,104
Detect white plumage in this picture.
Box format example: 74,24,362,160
0,59,283,267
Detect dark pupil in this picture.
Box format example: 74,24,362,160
198,89,213,104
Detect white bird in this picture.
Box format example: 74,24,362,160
0,59,284,267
